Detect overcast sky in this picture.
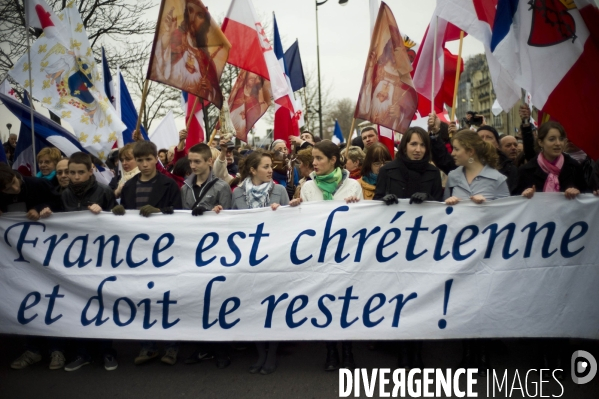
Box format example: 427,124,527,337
0,0,484,142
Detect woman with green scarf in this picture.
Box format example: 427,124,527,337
300,141,363,203
299,140,362,371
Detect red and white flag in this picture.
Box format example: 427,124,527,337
412,12,464,117
185,93,205,151
378,126,395,159
222,0,290,109
25,0,67,44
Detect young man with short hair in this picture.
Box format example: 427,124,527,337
60,152,116,213
181,143,233,368
361,127,379,150
113,140,182,365
181,143,232,214
114,141,182,216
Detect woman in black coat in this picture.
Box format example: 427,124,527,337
516,121,588,198
374,127,443,203
373,127,442,370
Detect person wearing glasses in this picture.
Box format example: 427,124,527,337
358,143,392,200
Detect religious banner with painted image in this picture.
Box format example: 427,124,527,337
227,70,272,142
147,0,231,109
355,2,418,133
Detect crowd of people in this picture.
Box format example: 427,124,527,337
1,104,598,376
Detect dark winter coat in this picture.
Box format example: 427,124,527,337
61,180,116,212
121,173,182,210
0,173,60,213
373,157,444,201
514,153,589,194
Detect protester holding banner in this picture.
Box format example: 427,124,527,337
357,143,391,200
227,151,299,374
374,127,443,205
436,115,518,194
113,141,182,216
60,153,116,213
181,143,231,215
0,164,60,220
36,147,61,186
517,122,589,199
299,140,361,371
344,146,365,180
444,130,509,205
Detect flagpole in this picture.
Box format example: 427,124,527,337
24,0,37,175
431,16,438,117
450,30,465,124
344,117,356,160
186,97,199,130
134,79,150,140
302,87,309,127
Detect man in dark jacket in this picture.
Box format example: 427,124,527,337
0,163,60,219
114,141,182,216
61,152,116,213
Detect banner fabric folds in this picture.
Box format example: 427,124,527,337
0,195,598,341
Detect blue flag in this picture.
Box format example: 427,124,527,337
333,120,345,144
273,15,288,74
0,140,7,164
284,40,306,92
118,73,149,144
101,47,115,107
11,92,48,173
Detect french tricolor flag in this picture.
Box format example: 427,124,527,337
438,0,599,159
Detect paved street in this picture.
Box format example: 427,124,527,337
1,336,598,398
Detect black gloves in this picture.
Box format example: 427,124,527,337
139,205,161,217
192,206,208,216
112,205,126,216
381,194,398,205
161,206,174,215
409,192,428,204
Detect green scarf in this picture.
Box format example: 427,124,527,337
314,167,342,200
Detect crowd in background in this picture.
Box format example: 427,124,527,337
1,103,599,376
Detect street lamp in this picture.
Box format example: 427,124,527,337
6,123,12,135
315,0,347,138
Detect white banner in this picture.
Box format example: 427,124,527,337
1,194,598,341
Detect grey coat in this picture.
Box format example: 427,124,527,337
181,171,232,210
231,182,289,209
443,165,509,201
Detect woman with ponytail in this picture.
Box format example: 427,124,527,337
444,130,509,205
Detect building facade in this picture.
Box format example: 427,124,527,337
454,54,524,137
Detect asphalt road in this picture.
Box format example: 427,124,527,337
1,336,598,399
